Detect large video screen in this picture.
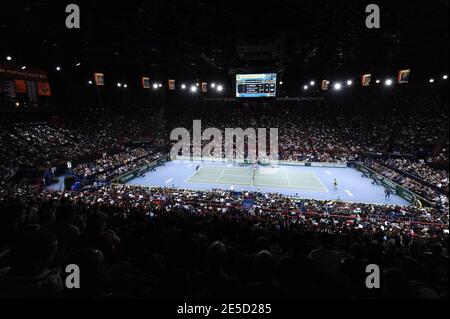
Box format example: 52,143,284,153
236,73,277,98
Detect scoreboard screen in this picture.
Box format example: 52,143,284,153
236,73,277,98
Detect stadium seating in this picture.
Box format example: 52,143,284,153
0,94,448,299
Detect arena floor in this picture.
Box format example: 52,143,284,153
186,165,327,191
125,160,410,206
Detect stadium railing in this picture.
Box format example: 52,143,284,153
379,161,448,196
114,154,170,184
356,163,433,207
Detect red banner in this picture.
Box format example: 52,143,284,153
14,79,27,93
37,82,51,96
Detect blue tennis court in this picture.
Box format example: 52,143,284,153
125,160,410,206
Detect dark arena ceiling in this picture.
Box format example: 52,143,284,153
1,0,449,83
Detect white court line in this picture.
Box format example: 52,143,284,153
185,178,328,191
254,182,327,191
345,189,354,197
312,172,329,193
239,174,279,179
184,170,199,183
215,169,226,182
165,178,174,184
186,167,328,192
187,178,252,186
223,170,253,176
218,173,290,180
284,172,292,187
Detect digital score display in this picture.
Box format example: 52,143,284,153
236,73,277,98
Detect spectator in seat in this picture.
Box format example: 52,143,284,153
193,241,239,300
402,256,440,299
74,212,117,265
0,232,63,298
341,243,369,298
243,250,283,300
0,204,26,250
308,233,342,275
41,205,80,247
426,243,448,296
382,268,412,299
278,232,316,298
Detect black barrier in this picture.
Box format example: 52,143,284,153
357,163,432,207
379,161,448,196
116,155,169,183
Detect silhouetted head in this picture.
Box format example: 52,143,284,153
319,232,336,249
0,204,25,227
288,231,307,254
383,268,412,299
86,211,107,234
254,250,275,281
10,232,58,276
55,205,76,223
255,236,271,252
431,243,443,257
206,241,227,271
349,243,365,260
402,256,427,283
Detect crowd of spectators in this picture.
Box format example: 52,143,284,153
166,98,449,164
1,100,448,217
0,122,126,170
0,108,166,176
364,159,449,213
0,182,448,299
388,95,449,157
0,93,448,300
1,98,448,174
103,151,165,181
168,109,358,163
384,158,449,191
73,148,164,181
336,112,400,154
